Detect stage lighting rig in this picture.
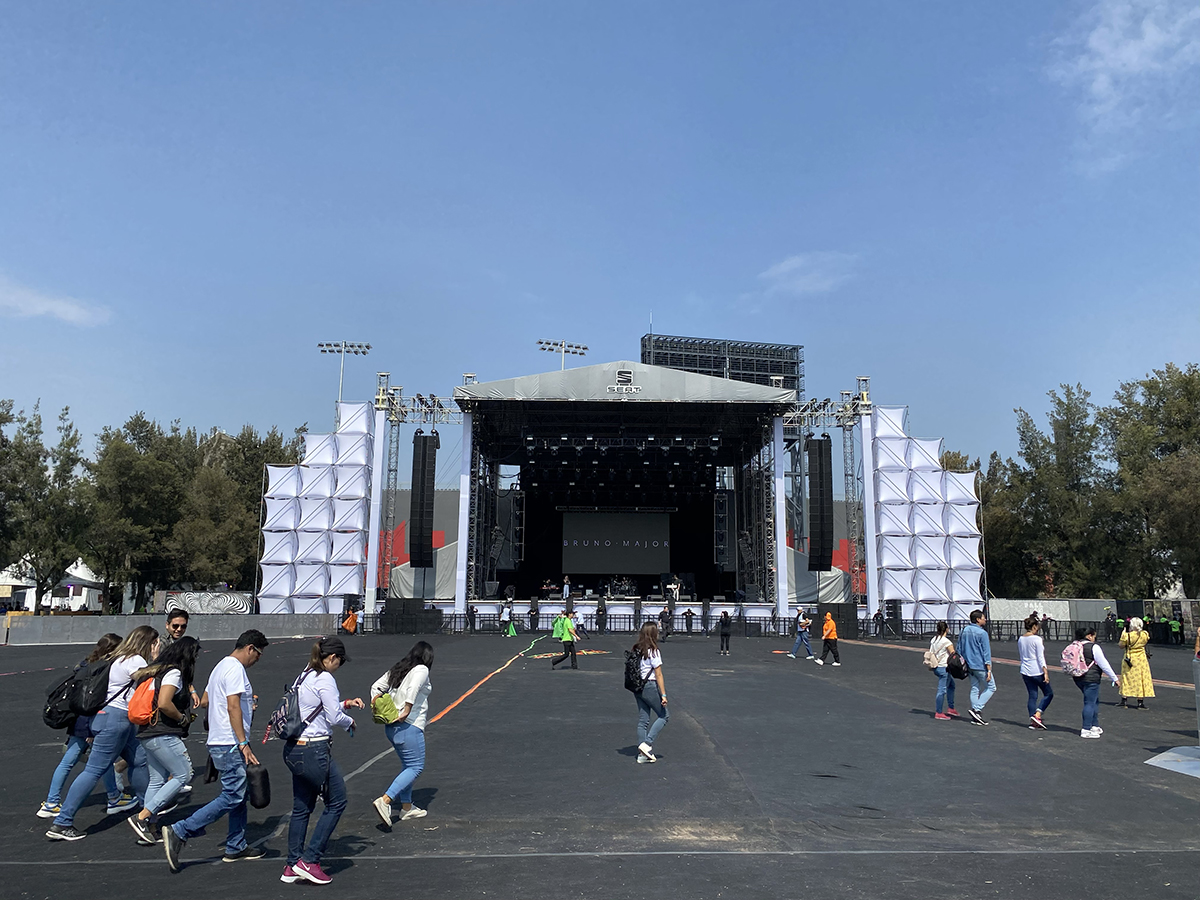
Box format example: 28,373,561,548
317,340,371,426
537,338,588,370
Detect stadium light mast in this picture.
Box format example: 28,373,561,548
318,340,372,426
537,338,588,371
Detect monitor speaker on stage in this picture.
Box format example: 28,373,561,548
806,436,834,571
409,432,439,569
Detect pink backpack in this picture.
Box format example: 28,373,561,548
1061,640,1091,677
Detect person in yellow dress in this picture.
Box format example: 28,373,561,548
1118,617,1155,709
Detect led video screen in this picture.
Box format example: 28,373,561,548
561,512,670,574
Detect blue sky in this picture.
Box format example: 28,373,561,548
1,1,1197,478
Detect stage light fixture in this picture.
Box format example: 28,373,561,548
317,339,372,425
537,338,589,370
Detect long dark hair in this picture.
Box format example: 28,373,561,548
632,622,659,660
135,636,201,689
387,641,435,690
87,633,122,663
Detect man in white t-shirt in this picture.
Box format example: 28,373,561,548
164,629,269,872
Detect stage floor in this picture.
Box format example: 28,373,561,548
2,632,1199,899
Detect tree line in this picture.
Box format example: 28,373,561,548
0,405,302,613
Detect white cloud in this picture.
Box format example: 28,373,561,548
758,252,860,296
0,273,111,327
1050,0,1200,171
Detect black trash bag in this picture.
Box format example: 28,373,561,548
246,763,271,809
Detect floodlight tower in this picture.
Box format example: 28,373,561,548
537,339,588,370
318,340,372,426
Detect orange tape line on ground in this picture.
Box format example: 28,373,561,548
427,635,547,726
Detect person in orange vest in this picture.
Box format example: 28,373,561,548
815,612,841,667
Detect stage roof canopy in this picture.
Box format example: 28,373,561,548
454,361,796,407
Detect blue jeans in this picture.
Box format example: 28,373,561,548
46,736,120,806
968,669,996,711
384,723,425,804
1021,674,1054,718
635,681,669,747
1076,679,1100,730
171,745,247,854
55,709,148,827
284,741,346,866
791,630,812,656
933,666,956,713
142,735,193,816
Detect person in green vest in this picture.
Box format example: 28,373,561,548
1169,616,1182,645
551,611,579,669
1116,616,1125,634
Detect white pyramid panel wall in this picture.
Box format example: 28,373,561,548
913,568,951,603
328,564,364,596
877,535,911,569
334,466,370,499
873,406,908,439
300,466,335,499
335,402,374,435
911,535,947,569
874,438,910,472
261,531,298,565
330,531,366,565
335,435,371,467
257,597,293,614
880,568,915,602
878,504,912,536
295,532,332,564
259,564,295,599
297,498,333,532
302,433,338,466
907,438,944,471
875,470,909,504
331,498,368,533
908,470,944,504
263,498,300,532
948,569,983,603
944,503,981,537
942,471,979,504
291,596,329,615
946,536,983,570
293,564,330,598
265,465,301,499
910,503,945,536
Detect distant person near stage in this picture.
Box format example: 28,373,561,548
816,613,840,666
787,609,813,660
958,610,995,725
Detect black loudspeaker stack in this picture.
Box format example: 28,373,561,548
806,436,834,571
409,432,439,569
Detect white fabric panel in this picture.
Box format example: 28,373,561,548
912,535,947,569
260,531,298,565
334,465,370,499
945,536,983,570
297,498,333,532
257,596,293,614
293,564,330,598
943,502,981,537
880,568,915,602
330,531,366,565
295,531,332,564
874,470,910,505
263,498,300,531
877,503,912,536
912,601,950,622
328,564,364,596
302,433,338,466
872,406,909,439
259,564,295,599
877,535,912,569
392,541,459,600
913,568,951,603
947,569,983,604
265,465,301,499
291,596,329,615
873,438,909,472
942,471,979,504
335,434,371,467
331,498,368,532
335,402,374,435
300,466,335,499
910,503,947,536
907,438,944,471
907,470,944,504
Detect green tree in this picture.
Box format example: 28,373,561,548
169,466,259,589
0,399,18,571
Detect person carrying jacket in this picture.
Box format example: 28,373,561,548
958,609,995,725
816,613,841,666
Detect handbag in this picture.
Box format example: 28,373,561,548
922,649,938,669
946,651,969,680
371,693,400,725
246,763,271,809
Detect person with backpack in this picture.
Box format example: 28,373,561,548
718,610,732,656
47,625,158,841
1066,626,1118,738
1117,617,1155,709
928,622,957,720
499,602,514,637
815,612,841,666
127,637,204,845
552,610,579,669
38,633,128,821
280,637,363,886
162,629,270,871
787,609,814,660
370,641,434,826
958,609,995,725
1018,614,1053,730
630,622,669,763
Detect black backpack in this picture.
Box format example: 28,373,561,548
265,669,322,742
43,669,80,730
623,650,648,693
946,651,969,680
42,658,118,729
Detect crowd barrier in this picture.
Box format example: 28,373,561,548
856,619,1190,644
357,612,792,637
4,613,340,646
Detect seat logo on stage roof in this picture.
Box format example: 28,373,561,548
608,369,641,394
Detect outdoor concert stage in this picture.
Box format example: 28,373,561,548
448,360,796,619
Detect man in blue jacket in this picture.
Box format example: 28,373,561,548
958,609,995,725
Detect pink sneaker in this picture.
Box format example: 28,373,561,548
280,865,301,884
945,708,959,718
294,860,332,885
934,713,951,720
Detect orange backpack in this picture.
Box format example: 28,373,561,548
127,676,158,726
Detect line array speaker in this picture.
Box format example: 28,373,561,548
807,436,834,571
409,432,439,568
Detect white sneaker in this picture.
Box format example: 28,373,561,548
814,659,824,666
401,806,427,820
1089,726,1104,735
786,653,796,659
831,662,841,667
637,741,655,758
1080,729,1100,738
805,655,814,660
636,752,657,764
372,796,392,826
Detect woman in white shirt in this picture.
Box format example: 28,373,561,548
370,641,434,826
928,622,957,721
47,625,159,841
1018,614,1053,730
631,623,669,763
280,636,362,886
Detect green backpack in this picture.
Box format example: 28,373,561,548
371,693,400,725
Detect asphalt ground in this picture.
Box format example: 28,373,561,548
2,629,1199,899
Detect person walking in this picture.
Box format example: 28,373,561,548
596,598,607,635
816,612,841,666
1118,617,1155,709
280,637,363,886
574,610,591,640
630,623,669,763
163,629,270,871
371,641,434,826
160,610,189,652
718,611,732,656
1018,614,1053,730
928,621,957,719
683,608,695,633
658,606,672,640
37,633,128,821
958,609,995,725
552,610,579,669
47,626,157,842
1070,626,1118,738
127,637,205,846
787,609,814,660
1169,615,1182,645
467,605,477,634
499,602,513,638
